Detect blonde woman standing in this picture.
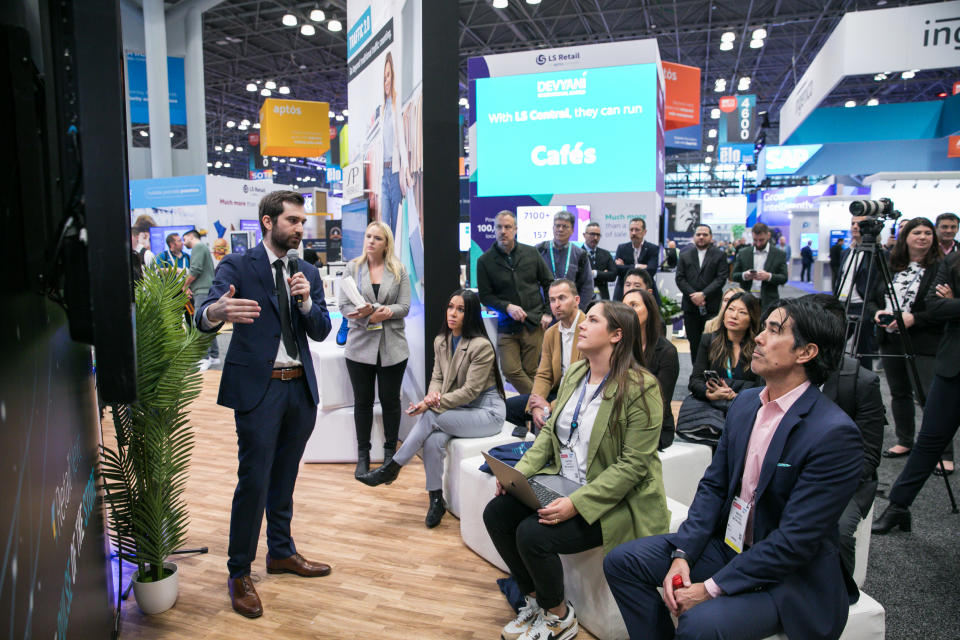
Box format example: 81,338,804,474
339,221,411,478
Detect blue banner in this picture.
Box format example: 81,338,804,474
347,6,372,60
130,175,206,209
126,53,187,126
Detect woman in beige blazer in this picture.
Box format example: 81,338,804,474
339,221,411,479
359,289,506,528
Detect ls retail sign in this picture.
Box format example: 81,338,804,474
781,1,960,142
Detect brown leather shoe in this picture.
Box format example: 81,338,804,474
265,552,332,577
228,576,263,618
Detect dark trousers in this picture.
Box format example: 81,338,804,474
683,310,709,364
846,303,876,371
505,391,557,429
483,493,602,610
879,346,950,459
345,357,407,452
838,484,874,578
604,535,781,640
801,262,812,282
889,372,960,508
228,377,316,578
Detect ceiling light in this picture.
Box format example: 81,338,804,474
526,0,541,4
279,158,286,163
271,156,278,160
710,108,720,119
493,0,508,7
240,119,250,126
867,98,879,106
139,130,149,137
752,28,767,40
261,88,271,97
342,109,349,116
282,13,297,27
706,144,715,152
278,86,290,94
328,18,342,32
246,83,257,92
708,128,717,138
721,31,736,42
168,131,174,138
236,146,243,152
938,92,948,98
719,41,734,51
226,120,235,128
214,145,222,151
335,114,344,121
214,161,222,168
310,8,325,22
225,144,234,152
253,123,260,129
207,162,212,167
223,162,231,168
714,78,726,92
459,97,469,107
704,156,713,164
844,100,856,108
300,24,316,36
328,111,335,118
901,70,916,79
873,73,887,81
265,80,277,90
749,39,763,49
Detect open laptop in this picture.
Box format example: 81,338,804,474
482,451,582,510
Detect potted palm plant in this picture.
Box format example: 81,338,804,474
100,266,213,614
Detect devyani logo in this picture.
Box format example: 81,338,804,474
537,72,587,98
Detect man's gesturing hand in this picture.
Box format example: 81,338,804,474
206,285,261,324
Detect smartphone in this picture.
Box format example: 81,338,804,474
704,370,722,385
877,313,895,325
747,269,757,277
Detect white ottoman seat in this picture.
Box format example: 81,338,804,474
303,405,387,463
658,441,713,506
763,592,885,640
443,422,532,518
309,340,355,410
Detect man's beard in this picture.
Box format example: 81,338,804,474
273,228,301,250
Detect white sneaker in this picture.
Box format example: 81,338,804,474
518,602,578,640
207,357,221,367
502,596,542,640
198,358,211,372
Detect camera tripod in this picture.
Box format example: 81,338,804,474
839,229,959,514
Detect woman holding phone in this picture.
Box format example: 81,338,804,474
338,221,411,479
483,300,668,640
358,289,505,528
864,217,949,469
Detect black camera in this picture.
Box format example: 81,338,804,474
849,198,901,239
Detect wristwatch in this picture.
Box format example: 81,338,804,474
670,549,689,561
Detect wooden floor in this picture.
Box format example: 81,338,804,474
111,370,599,640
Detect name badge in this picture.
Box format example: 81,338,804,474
559,447,581,484
724,496,752,554
366,323,384,331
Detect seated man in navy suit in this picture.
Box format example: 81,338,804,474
604,298,862,640
197,190,332,618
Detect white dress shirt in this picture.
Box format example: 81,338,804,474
201,243,312,367
559,320,576,375
697,247,707,269
745,245,769,292
553,378,603,484
837,250,864,304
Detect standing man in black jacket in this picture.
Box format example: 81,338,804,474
613,217,659,301
731,222,789,312
477,210,554,394
675,224,728,362
807,294,884,578
583,222,617,300
535,210,594,310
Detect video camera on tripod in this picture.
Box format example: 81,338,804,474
848,197,901,241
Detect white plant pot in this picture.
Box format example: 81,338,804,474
132,561,179,614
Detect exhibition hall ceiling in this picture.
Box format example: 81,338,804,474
198,0,955,177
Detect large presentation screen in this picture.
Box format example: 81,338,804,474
476,63,658,197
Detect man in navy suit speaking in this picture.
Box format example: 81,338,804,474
198,190,332,618
604,298,862,640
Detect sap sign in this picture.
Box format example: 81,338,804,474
476,64,657,197
763,144,823,175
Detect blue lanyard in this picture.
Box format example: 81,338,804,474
566,371,609,446
726,357,734,379
549,243,572,279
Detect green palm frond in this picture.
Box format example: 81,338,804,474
101,267,214,582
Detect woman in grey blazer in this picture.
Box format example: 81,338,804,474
359,289,506,528
339,221,411,478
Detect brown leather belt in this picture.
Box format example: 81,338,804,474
271,366,304,381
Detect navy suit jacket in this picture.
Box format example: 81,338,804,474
613,241,659,301
197,243,331,412
668,384,862,640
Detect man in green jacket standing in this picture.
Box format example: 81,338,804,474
183,230,219,369
477,210,554,394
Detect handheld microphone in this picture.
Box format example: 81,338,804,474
286,249,303,307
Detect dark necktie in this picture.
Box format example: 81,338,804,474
274,260,299,359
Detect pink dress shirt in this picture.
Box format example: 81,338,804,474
703,380,811,598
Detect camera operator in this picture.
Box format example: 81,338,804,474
874,251,960,534
834,215,878,371
863,218,951,468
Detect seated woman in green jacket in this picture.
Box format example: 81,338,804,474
483,300,669,640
